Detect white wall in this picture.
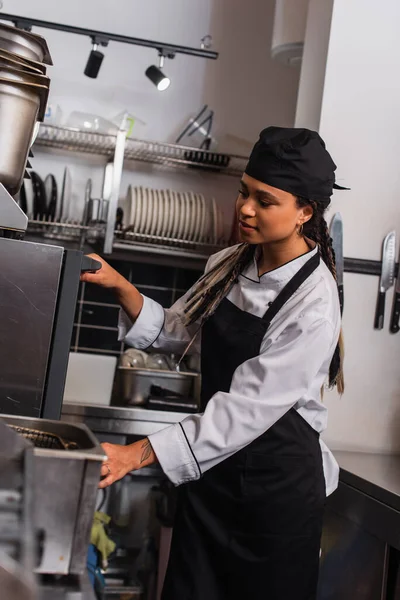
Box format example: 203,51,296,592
5,0,300,230
296,0,400,452
294,0,334,131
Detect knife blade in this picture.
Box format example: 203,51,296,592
374,231,396,330
329,213,344,315
389,243,400,333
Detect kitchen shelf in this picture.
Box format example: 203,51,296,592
34,125,248,177
25,220,400,275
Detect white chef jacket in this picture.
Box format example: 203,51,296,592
118,244,341,496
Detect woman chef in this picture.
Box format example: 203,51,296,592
82,127,344,600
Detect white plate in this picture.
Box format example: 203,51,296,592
146,187,155,236
164,189,174,239
191,193,200,241
149,188,158,237
155,189,164,237
199,193,207,242
60,166,72,221
169,190,179,239
159,190,168,238
140,187,149,234
186,191,196,241
176,192,185,240
24,178,34,220
135,186,143,234
182,192,192,240
211,197,218,244
125,185,133,228
203,197,211,242
195,193,206,242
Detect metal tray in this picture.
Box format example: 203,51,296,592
115,366,199,406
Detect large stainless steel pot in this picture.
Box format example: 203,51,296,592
0,414,106,575
0,54,44,75
0,79,42,196
0,23,52,65
0,47,47,74
0,65,50,118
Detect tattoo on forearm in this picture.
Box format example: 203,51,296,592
140,439,152,464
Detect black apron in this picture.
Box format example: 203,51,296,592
162,252,325,600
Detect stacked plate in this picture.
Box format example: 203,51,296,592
124,186,224,244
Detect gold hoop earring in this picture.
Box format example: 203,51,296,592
297,223,304,236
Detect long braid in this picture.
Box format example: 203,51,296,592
183,244,255,326
298,197,345,394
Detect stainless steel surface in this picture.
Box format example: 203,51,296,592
62,403,190,437
0,421,37,600
0,52,44,74
0,415,106,575
0,238,63,417
34,124,248,177
0,79,41,195
0,64,50,120
0,553,36,600
0,22,52,64
0,47,47,74
104,128,126,254
0,183,28,232
330,212,343,286
335,450,400,512
380,231,396,293
117,366,198,406
39,573,97,600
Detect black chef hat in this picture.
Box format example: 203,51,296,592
245,126,347,203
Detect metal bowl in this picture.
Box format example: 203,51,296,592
0,79,41,196
0,47,47,74
0,53,44,75
0,23,52,64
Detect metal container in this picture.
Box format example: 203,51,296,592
0,65,50,119
0,47,47,74
0,54,44,75
116,367,199,406
0,79,41,196
0,414,106,575
0,23,52,64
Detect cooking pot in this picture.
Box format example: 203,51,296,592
0,65,50,118
0,53,44,75
0,47,47,74
0,79,42,196
0,23,52,64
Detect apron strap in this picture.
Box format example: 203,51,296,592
262,252,320,325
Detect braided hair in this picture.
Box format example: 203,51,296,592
297,197,344,394
183,198,344,394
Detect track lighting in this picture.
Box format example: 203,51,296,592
84,36,109,79
145,52,173,91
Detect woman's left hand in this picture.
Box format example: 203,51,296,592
99,439,157,489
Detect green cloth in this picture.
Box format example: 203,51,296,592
90,511,116,569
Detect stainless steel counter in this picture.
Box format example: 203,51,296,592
62,403,190,437
335,450,400,512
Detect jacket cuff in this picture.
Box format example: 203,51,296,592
118,295,165,349
148,423,201,486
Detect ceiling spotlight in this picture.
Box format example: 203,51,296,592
145,65,170,91
84,37,108,79
145,51,174,91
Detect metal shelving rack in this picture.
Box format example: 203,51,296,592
33,124,245,258
35,125,248,177
32,125,397,277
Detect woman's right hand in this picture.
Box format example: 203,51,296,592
80,254,125,290
81,253,144,322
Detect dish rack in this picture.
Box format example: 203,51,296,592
26,217,228,259
32,124,244,257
